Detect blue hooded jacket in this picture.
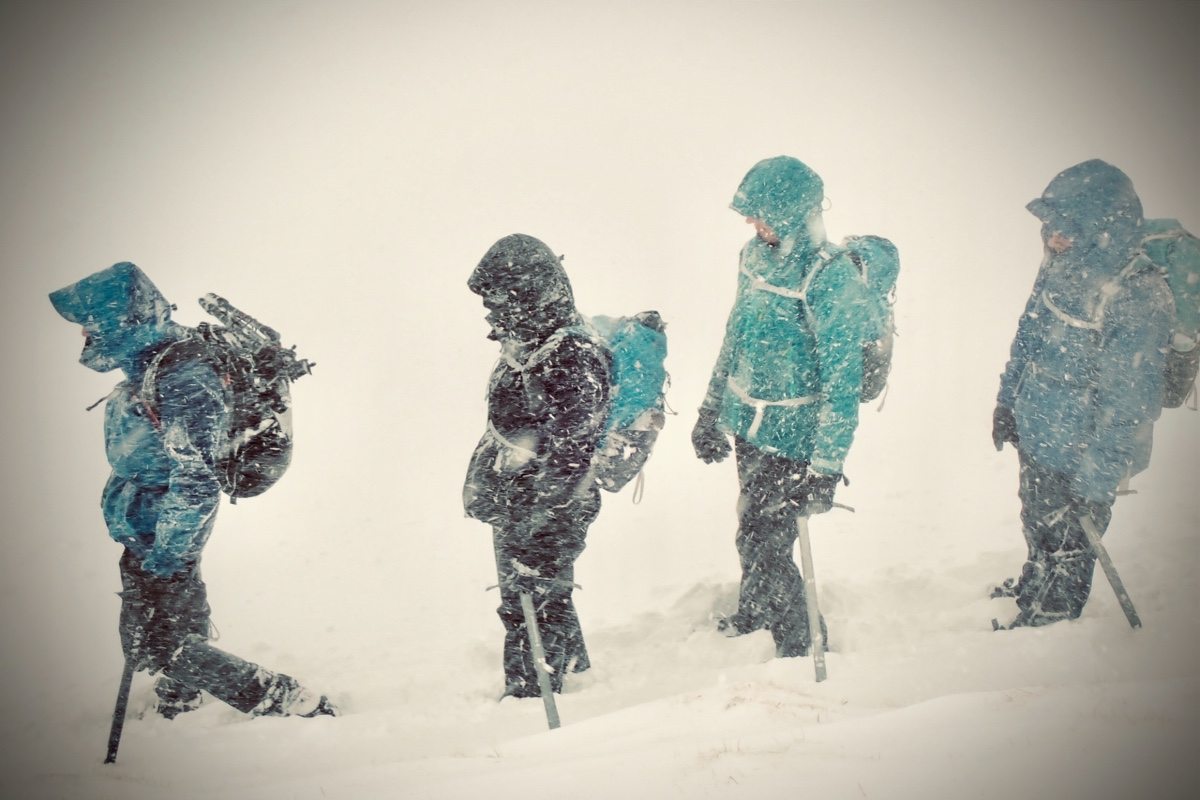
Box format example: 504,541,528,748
998,160,1174,503
702,156,870,472
50,263,229,576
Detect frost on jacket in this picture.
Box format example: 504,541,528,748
702,156,871,473
998,160,1174,503
50,263,228,576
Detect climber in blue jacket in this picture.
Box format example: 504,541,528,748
992,160,1174,627
51,262,335,718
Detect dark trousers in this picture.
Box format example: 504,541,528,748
1012,452,1114,625
734,439,823,657
117,549,294,714
493,492,598,696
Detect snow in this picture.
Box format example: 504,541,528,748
2,1,1199,799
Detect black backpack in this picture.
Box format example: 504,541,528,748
142,294,313,502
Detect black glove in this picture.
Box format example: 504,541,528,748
692,408,731,464
992,404,1019,452
800,471,842,516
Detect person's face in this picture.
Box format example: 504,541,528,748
481,289,538,343
1043,223,1074,254
746,217,780,245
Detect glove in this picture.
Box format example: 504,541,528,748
800,471,841,516
692,408,731,464
992,404,1019,452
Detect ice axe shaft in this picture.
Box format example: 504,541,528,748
1080,514,1142,629
796,516,828,682
104,658,135,764
519,592,561,729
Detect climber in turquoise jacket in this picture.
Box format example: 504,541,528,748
692,156,873,657
991,160,1173,628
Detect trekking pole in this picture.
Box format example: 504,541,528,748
518,592,561,729
795,516,827,682
1080,514,1142,629
104,658,135,764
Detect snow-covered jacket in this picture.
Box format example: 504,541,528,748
702,156,868,473
463,235,611,524
50,263,228,576
998,160,1174,503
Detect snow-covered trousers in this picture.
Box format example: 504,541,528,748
1012,452,1114,626
734,439,824,657
492,491,599,695
118,548,212,707
117,549,299,714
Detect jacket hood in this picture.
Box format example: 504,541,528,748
1027,159,1144,272
49,262,175,373
469,234,578,344
731,156,825,251
1027,161,1149,322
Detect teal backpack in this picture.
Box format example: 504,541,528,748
841,235,900,402
585,312,669,494
1142,219,1200,408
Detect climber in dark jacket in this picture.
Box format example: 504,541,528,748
463,234,611,698
51,262,335,718
992,160,1173,627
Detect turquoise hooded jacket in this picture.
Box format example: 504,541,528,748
998,160,1173,503
702,156,869,472
51,263,229,577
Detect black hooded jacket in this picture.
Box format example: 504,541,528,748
464,234,611,523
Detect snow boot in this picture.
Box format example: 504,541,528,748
990,577,1019,598
163,635,336,717
252,674,338,717
716,612,765,637
154,676,203,720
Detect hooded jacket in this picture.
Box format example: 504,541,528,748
50,263,228,576
702,156,869,472
998,160,1173,503
463,235,611,523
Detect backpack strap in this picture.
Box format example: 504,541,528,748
1040,253,1153,332
739,245,838,303
137,336,221,430
502,324,598,373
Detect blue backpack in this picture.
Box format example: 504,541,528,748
842,235,900,402
585,311,669,494
1142,219,1200,408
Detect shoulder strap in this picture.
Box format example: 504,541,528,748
1040,253,1153,331
138,336,219,429
502,325,595,373
739,246,839,304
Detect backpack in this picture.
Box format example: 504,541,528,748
142,293,314,502
584,311,669,494
842,236,900,402
782,236,898,403
1142,219,1200,408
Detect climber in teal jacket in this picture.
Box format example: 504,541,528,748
991,160,1174,628
692,156,873,657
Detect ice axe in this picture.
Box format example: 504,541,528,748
519,592,561,729
1080,514,1142,629
796,516,828,682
